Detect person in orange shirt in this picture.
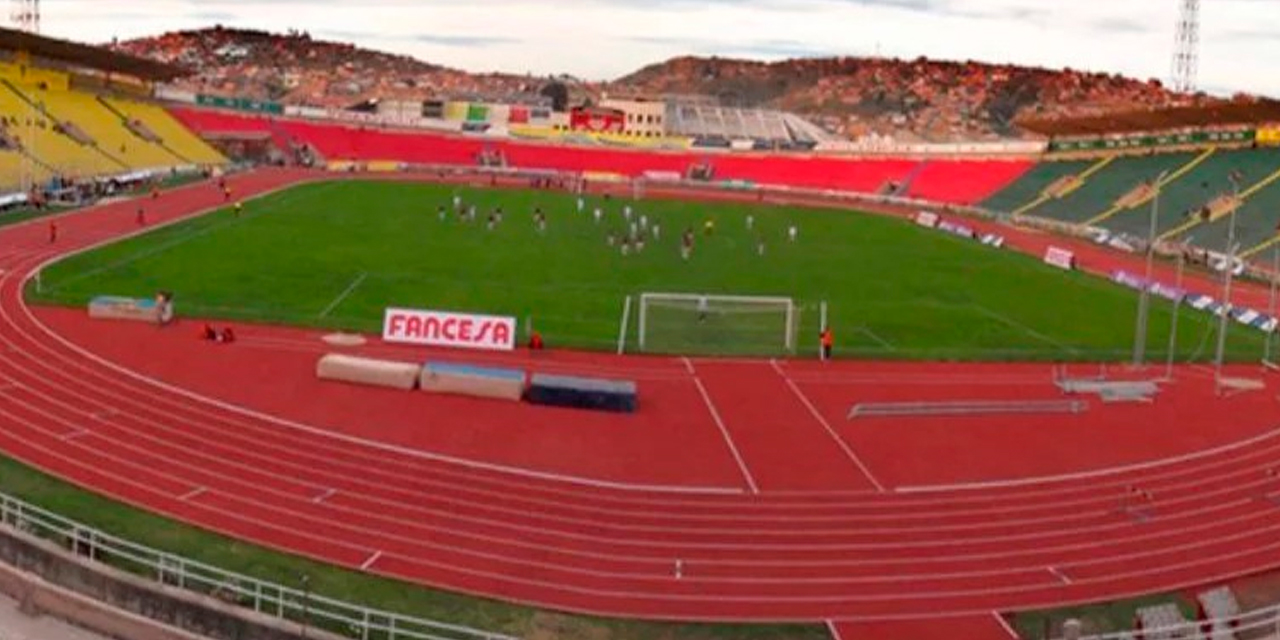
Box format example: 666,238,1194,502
820,326,834,362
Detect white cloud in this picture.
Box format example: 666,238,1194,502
33,0,1280,96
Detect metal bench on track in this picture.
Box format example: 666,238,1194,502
847,399,1089,419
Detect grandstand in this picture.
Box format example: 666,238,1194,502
665,102,833,146
0,27,225,193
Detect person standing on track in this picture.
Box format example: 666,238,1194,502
136,204,146,226
47,221,57,244
820,326,834,361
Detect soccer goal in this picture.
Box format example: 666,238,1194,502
634,292,800,356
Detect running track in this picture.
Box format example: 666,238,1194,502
3,169,1280,639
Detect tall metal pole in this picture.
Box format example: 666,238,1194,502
1267,246,1280,364
1165,239,1188,380
1213,176,1243,393
1133,171,1168,367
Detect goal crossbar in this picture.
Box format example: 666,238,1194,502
636,292,798,354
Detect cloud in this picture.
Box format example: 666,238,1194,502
29,0,1280,96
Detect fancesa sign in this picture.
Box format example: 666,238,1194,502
383,307,517,351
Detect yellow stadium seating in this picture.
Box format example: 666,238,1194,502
103,97,226,165
0,82,123,180
39,89,178,170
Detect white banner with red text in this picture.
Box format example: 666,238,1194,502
383,307,517,352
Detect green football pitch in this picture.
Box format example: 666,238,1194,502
27,179,1269,360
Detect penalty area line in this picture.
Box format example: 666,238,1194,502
318,272,367,318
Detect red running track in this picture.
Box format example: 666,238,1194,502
5,169,1280,638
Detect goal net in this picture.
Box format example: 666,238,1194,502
636,293,799,356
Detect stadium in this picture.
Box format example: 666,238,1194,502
2,1,1280,640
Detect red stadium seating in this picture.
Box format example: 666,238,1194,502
171,108,1032,204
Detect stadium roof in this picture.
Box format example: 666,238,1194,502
1018,99,1280,137
0,27,187,81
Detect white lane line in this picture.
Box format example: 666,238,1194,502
1047,565,1073,584
312,488,338,503
360,550,383,570
771,359,886,492
178,486,207,502
685,360,760,494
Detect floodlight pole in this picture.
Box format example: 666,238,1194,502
1132,171,1169,368
1213,176,1243,394
1164,240,1188,381
1267,247,1280,363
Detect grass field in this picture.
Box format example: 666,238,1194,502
26,179,1270,360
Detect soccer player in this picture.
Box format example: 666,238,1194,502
577,197,585,213
704,219,715,236
652,223,661,241
697,296,709,323
757,236,766,256
593,207,603,224
437,205,447,221
453,193,462,209
639,214,648,230
746,214,754,231
534,211,547,233
606,231,617,247
623,205,632,221
788,224,798,242
820,326,834,361
629,221,639,238
621,238,631,256
486,212,497,231
681,227,694,260
234,201,243,218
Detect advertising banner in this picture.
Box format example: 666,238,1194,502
1044,246,1075,270
383,307,517,351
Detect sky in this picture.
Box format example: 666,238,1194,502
35,0,1280,96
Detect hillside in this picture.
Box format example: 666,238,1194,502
113,28,1198,141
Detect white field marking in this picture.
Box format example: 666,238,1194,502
683,359,760,494
59,428,90,441
770,359,886,492
993,611,1020,639
896,425,1280,494
856,326,896,350
360,550,383,570
312,488,338,503
826,620,846,640
970,302,1076,353
317,272,367,318
1047,566,1073,585
691,376,760,495
179,486,207,502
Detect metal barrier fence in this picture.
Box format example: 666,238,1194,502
0,492,518,640
1069,605,1280,640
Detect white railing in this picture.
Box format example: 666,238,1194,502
1068,603,1280,640
0,491,517,640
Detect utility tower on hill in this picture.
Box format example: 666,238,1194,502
10,0,38,33
1171,0,1200,93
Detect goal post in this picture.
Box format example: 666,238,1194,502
635,292,800,356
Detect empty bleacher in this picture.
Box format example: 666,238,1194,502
1106,147,1280,239
1196,161,1280,256
1022,152,1197,224
0,80,122,180
981,159,1094,213
33,87,176,170
102,97,227,165
905,159,1033,206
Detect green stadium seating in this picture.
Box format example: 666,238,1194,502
1192,160,1280,256
1106,147,1280,240
1024,152,1196,224
981,159,1092,213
